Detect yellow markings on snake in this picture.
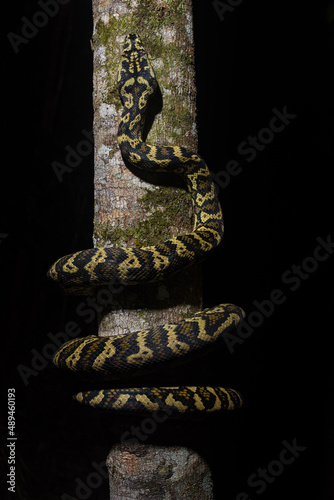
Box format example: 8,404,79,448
117,134,141,148
129,113,142,131
89,390,105,407
121,77,135,108
204,389,222,412
171,239,195,258
126,329,154,365
83,248,108,282
117,248,142,277
217,387,234,410
62,252,80,274
165,394,188,412
185,231,218,251
129,53,140,74
110,393,131,409
137,76,155,109
193,393,206,411
91,338,118,373
135,394,160,411
76,392,84,403
128,151,141,163
57,336,96,371
165,324,191,355
192,185,217,208
199,211,223,224
172,146,200,163
151,253,172,272
121,112,130,123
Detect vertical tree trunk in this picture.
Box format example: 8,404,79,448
92,0,212,497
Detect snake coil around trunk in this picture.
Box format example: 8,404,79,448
48,34,244,415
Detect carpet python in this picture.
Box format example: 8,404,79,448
48,34,244,415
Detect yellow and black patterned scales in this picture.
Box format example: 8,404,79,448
47,34,244,415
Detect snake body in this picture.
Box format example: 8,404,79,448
48,34,244,415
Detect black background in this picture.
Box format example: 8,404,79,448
2,0,334,499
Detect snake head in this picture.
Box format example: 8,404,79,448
117,34,158,105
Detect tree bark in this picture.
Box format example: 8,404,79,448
107,444,213,499
91,0,212,497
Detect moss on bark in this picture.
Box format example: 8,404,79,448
94,186,191,247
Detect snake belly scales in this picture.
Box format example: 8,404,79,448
47,34,245,416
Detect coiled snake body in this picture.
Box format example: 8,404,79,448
48,34,244,415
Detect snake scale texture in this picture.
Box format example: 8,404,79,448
47,34,244,416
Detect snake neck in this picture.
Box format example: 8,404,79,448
116,36,223,240
117,101,148,154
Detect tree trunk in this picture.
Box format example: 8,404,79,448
107,444,213,499
91,0,212,497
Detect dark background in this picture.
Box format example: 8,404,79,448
2,0,333,499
